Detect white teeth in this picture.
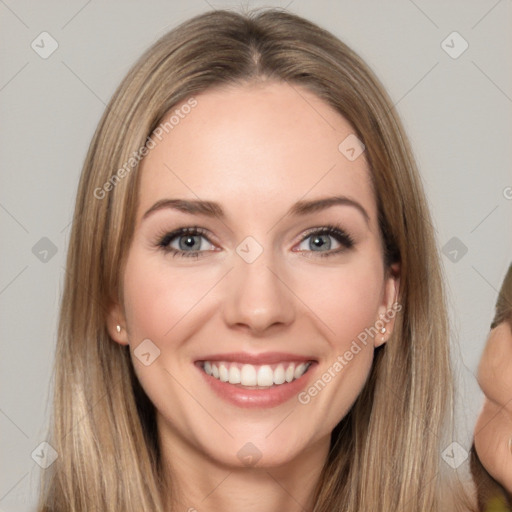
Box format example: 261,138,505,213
257,365,274,387
201,361,312,387
294,363,306,379
240,364,257,386
219,363,229,382
273,364,286,385
228,365,241,384
285,364,295,383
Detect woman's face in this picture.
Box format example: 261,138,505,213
109,81,399,469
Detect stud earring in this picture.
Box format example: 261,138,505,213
116,325,121,333
380,326,386,343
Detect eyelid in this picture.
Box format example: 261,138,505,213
292,225,355,254
155,226,217,258
156,226,212,246
155,223,355,259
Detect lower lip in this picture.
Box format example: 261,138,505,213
195,362,317,409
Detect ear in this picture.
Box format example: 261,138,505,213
374,262,401,348
106,301,129,346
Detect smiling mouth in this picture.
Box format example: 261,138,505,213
197,360,314,388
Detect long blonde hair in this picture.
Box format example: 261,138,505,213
39,8,476,511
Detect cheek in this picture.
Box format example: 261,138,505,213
122,251,218,342
293,258,384,349
120,250,220,414
291,257,383,416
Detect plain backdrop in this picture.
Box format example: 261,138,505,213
1,1,511,510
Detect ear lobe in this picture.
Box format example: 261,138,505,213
106,302,129,346
375,262,401,347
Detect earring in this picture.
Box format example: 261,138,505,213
116,325,121,333
380,327,386,343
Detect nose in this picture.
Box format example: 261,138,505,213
222,247,296,335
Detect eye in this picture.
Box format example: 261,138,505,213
295,225,354,258
157,227,216,258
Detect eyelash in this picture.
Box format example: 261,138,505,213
295,225,355,258
156,226,212,259
156,224,355,259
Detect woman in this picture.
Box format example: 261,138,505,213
471,264,512,511
39,8,478,511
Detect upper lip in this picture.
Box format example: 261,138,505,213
195,352,317,365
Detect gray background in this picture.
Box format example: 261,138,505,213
1,0,511,509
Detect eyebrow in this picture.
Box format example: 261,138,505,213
142,196,370,224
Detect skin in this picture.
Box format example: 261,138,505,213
474,322,512,494
108,81,400,511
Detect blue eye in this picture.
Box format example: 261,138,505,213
157,227,215,258
296,225,354,257
157,224,355,259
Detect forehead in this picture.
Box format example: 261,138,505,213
137,81,376,226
